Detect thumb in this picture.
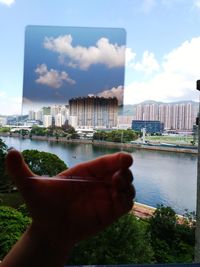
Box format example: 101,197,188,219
119,152,133,170
6,149,35,190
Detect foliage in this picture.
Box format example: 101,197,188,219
22,149,67,176
68,213,154,265
0,206,31,259
0,138,14,193
0,127,10,133
0,192,24,208
20,129,30,136
148,205,195,263
93,129,138,143
30,125,79,139
17,203,30,217
0,138,7,174
30,126,48,136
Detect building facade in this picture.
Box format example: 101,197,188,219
69,96,118,129
132,120,164,134
134,102,198,130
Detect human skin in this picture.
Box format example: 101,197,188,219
1,150,135,267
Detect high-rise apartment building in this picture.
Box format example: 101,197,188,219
42,107,51,116
28,110,35,120
55,113,66,127
43,115,52,128
35,110,43,121
51,105,69,127
135,101,197,130
69,96,118,129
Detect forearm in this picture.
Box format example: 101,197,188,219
1,224,72,267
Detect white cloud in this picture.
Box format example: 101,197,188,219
35,64,76,88
44,35,126,70
162,37,200,77
193,0,200,9
125,36,200,104
0,92,21,115
126,47,136,66
97,85,124,105
0,0,15,6
22,97,33,105
132,50,160,75
0,91,6,97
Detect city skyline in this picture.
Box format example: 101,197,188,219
1,1,200,115
18,99,198,131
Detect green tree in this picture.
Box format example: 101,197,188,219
0,127,10,133
22,149,67,176
93,130,138,143
93,131,108,141
20,129,29,136
0,139,14,193
30,126,48,136
0,138,7,176
68,213,154,265
0,206,31,259
149,205,195,263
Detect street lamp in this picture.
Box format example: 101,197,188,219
195,79,200,262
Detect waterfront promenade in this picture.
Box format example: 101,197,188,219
0,133,198,155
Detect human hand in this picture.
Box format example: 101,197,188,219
6,150,135,251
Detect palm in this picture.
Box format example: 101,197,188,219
6,150,134,247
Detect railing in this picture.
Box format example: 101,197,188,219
65,264,200,267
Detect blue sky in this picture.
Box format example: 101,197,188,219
1,0,200,114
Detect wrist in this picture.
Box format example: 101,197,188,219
27,222,74,266
1,223,74,267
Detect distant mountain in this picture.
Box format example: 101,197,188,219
135,99,198,105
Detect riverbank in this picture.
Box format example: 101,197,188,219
132,202,185,223
133,202,155,219
0,133,197,155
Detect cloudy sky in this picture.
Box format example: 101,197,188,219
1,0,200,114
22,26,125,110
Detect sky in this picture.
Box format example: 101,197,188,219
1,0,200,115
22,25,126,112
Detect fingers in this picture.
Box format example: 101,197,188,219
111,169,135,217
6,150,35,190
59,152,133,178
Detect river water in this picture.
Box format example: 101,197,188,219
1,136,197,215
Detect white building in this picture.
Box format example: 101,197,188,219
28,110,35,120
43,115,52,128
35,110,43,121
0,117,7,126
55,113,66,127
69,115,78,128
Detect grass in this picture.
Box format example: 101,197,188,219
146,135,195,145
0,192,24,208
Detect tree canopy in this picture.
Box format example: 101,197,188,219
0,138,14,193
148,205,195,263
68,213,154,265
0,206,31,259
22,149,67,176
93,129,138,143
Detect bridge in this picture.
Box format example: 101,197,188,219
9,125,32,132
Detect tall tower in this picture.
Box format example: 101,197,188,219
69,96,118,129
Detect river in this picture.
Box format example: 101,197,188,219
1,136,197,215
